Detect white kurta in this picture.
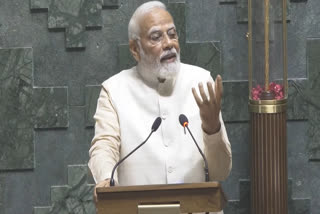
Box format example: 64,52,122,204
88,63,232,213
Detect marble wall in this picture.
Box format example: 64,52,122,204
0,0,319,213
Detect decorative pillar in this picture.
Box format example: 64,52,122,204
248,0,288,213
249,101,287,214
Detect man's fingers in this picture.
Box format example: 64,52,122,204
215,75,223,107
215,75,223,96
207,81,215,104
94,179,110,203
94,187,98,203
94,182,103,203
193,78,223,107
198,83,209,103
192,87,201,107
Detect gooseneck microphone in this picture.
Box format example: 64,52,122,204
179,114,209,182
109,117,162,186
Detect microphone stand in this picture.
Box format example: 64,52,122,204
185,125,210,182
109,131,155,186
109,117,161,186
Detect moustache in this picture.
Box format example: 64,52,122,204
160,49,178,62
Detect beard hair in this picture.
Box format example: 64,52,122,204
136,43,180,85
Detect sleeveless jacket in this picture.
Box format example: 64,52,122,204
102,63,213,185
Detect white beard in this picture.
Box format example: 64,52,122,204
136,46,181,88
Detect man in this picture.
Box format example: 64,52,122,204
88,1,232,212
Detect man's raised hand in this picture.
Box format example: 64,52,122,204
192,75,223,135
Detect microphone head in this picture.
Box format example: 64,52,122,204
151,117,162,132
179,114,189,127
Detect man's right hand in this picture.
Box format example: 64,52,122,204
94,179,110,203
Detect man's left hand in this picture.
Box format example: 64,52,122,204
192,75,223,135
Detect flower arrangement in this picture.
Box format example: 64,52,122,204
251,82,284,100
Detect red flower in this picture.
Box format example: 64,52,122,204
251,85,263,100
251,82,284,100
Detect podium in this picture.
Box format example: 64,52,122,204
96,182,226,214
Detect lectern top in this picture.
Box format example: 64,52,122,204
97,182,221,193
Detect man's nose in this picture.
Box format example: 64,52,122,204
162,34,174,50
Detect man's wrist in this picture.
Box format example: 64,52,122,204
202,122,221,135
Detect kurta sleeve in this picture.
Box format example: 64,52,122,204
203,113,232,181
88,86,121,184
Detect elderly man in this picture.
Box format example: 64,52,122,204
88,1,232,212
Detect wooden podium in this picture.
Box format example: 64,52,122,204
96,182,226,214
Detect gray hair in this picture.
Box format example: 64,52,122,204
128,1,167,40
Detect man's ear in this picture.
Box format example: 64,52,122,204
129,40,141,62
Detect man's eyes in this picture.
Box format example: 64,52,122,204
149,29,178,43
150,33,162,41
168,30,177,39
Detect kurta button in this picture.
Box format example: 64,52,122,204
168,167,173,173
162,110,168,119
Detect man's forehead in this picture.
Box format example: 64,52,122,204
139,8,175,34
148,24,176,34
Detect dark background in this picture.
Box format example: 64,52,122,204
0,0,319,213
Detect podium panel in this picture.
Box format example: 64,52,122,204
96,182,226,214
138,204,180,214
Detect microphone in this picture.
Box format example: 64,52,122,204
109,117,162,186
179,114,209,182
151,117,162,132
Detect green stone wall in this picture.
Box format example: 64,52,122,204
0,0,319,213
